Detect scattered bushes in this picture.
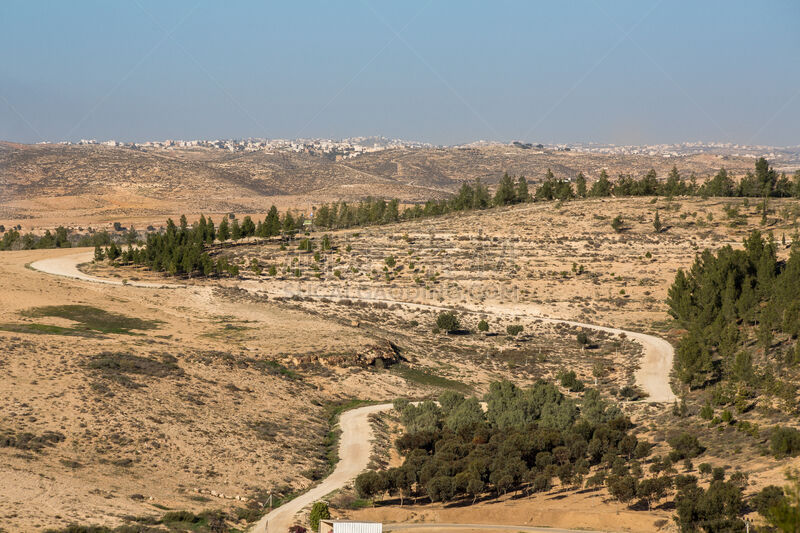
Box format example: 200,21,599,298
0,429,65,452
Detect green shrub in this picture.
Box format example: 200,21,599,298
770,426,800,458
668,432,705,461
506,324,523,336
557,369,585,392
309,501,330,532
436,312,460,333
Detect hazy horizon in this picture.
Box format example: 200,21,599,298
2,1,799,146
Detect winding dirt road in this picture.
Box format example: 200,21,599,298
385,525,606,532
29,249,676,531
29,250,182,289
253,403,394,533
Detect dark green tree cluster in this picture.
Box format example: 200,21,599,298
101,215,236,277
311,177,519,231
103,216,220,276
355,381,670,509
303,159,799,235
673,472,746,532
535,169,575,201
732,158,797,198
312,197,400,229
532,159,800,204
0,226,72,251
99,206,302,277
493,172,530,205
667,230,800,389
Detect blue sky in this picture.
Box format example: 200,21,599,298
1,1,799,145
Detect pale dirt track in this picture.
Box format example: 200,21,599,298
29,250,183,289
385,525,606,533
253,403,394,533
240,286,677,404
29,249,677,531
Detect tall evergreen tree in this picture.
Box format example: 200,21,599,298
217,218,230,241
575,172,587,197
590,170,612,197
516,176,529,203
494,172,517,206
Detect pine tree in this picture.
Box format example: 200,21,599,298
575,172,587,197
282,212,295,232
653,210,663,233
230,219,241,240
590,170,612,197
218,218,230,241
516,176,529,203
264,205,281,236
472,178,490,208
494,172,517,206
241,215,255,237
206,217,215,243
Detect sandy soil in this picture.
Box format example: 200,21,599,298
27,246,677,533
0,248,410,531
5,195,800,531
31,248,676,403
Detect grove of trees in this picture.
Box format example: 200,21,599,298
356,381,668,509
667,229,800,391
96,207,309,277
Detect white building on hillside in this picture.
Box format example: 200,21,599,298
318,520,382,533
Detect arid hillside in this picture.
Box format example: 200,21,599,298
2,195,800,532
0,142,763,226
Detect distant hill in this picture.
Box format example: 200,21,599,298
0,142,768,222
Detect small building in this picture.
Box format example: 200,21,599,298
318,520,382,533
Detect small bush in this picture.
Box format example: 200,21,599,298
506,324,524,336
477,320,489,332
770,426,800,458
309,501,330,532
668,432,705,461
436,312,461,333
576,332,589,346
557,370,584,392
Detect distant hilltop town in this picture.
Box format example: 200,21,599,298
36,137,800,166
52,136,436,160
507,140,800,167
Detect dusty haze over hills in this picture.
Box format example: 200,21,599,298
1,140,793,227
